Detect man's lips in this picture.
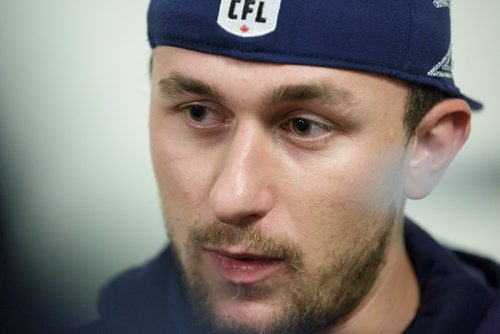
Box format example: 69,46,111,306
203,247,287,285
205,247,281,261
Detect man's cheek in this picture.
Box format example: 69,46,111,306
158,164,208,206
338,158,404,208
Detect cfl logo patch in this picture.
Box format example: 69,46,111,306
217,0,282,37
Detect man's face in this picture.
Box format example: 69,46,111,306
150,46,410,333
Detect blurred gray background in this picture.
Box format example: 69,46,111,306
0,0,499,329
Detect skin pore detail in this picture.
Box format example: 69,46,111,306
150,46,420,333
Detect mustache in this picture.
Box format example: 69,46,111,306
189,221,304,271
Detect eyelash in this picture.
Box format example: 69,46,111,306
181,103,231,128
178,103,334,142
281,117,333,139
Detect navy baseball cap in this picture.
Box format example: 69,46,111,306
147,0,482,110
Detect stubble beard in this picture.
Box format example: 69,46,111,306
169,211,395,334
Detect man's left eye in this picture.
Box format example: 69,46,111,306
283,117,333,138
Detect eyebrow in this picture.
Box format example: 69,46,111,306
264,82,358,109
157,72,358,111
158,72,224,102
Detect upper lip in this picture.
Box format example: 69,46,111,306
204,247,282,261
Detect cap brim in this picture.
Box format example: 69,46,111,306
460,94,483,111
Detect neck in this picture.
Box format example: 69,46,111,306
329,220,420,334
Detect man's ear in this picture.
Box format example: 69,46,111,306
405,99,471,199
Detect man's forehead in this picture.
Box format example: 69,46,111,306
156,70,359,112
152,46,406,101
153,46,403,88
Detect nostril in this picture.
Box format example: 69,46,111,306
237,214,262,226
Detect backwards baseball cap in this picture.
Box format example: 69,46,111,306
147,0,482,110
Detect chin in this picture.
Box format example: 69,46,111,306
207,282,281,328
214,299,279,331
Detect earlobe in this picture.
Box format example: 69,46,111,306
405,99,471,199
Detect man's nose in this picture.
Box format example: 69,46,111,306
209,123,274,225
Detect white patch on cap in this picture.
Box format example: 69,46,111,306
217,0,282,38
433,0,451,9
428,44,453,78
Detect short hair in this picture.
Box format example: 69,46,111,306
404,83,448,140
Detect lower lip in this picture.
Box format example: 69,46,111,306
205,250,286,285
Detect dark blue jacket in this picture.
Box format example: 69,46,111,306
80,220,500,333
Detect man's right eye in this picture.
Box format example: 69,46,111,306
187,104,208,122
183,104,219,127
179,103,233,130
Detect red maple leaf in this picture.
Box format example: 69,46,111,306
240,24,250,33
